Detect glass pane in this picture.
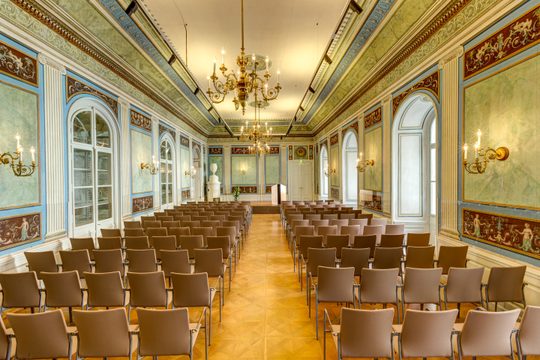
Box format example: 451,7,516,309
160,142,167,159
430,120,436,144
161,184,167,205
97,187,112,220
97,152,111,186
75,206,93,226
167,145,173,160
167,164,173,183
430,148,436,181
160,162,167,184
430,182,436,216
95,114,111,148
167,186,173,203
73,111,92,144
73,149,93,187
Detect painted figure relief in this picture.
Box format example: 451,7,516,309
0,213,41,249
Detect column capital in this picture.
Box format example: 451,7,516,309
118,97,130,107
382,94,393,105
38,53,66,74
438,46,464,69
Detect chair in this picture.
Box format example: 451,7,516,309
142,220,162,229
101,228,121,237
126,249,157,273
484,266,527,310
151,235,178,260
306,248,336,309
217,226,239,265
516,305,540,360
0,317,11,360
340,225,362,246
316,225,338,242
363,225,384,245
126,271,168,316
162,220,181,228
326,235,349,260
140,216,156,223
292,226,315,269
84,271,126,308
59,249,92,278
456,308,520,360
443,267,484,315
401,267,443,320
340,248,370,277
146,227,168,240
137,308,205,360
93,249,125,277
406,232,430,247
160,250,191,278
194,249,225,307
329,219,348,232
8,309,75,359
24,251,58,279
207,235,233,290
124,220,141,229
353,234,377,258
349,218,368,228
395,309,458,359
436,245,468,274
41,271,84,323
0,272,41,312
191,227,216,246
297,235,324,284
380,234,405,248
405,246,435,268
73,308,136,358
311,219,330,227
168,226,191,243
70,237,96,260
339,213,355,220
210,215,226,222
124,228,145,237
324,307,395,360
178,235,205,259
312,266,355,339
97,236,122,250
124,235,150,249
358,268,401,321
201,220,221,229
372,247,403,270
371,218,388,226
322,214,338,220
385,223,405,235
305,214,321,221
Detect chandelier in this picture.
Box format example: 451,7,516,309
240,96,273,155
206,0,282,115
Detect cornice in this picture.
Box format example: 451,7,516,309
38,53,66,74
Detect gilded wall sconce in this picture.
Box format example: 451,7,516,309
357,152,374,172
462,129,509,175
185,166,197,178
140,156,159,175
324,165,336,177
0,133,37,177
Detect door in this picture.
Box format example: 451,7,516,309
288,160,313,201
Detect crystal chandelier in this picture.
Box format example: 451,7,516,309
206,0,282,115
240,95,273,155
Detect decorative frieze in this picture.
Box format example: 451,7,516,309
181,189,191,199
0,213,41,250
288,145,293,160
132,195,153,213
268,146,280,155
0,39,37,85
129,109,151,132
208,147,223,155
233,186,257,194
179,135,189,148
392,71,439,114
231,147,251,155
66,76,118,114
330,133,339,146
364,107,382,128
309,145,314,160
158,123,175,140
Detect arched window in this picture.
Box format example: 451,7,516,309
320,145,329,197
342,131,358,203
70,101,117,236
160,138,175,207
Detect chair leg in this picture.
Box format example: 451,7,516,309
323,310,327,360
315,296,319,340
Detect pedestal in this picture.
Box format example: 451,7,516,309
207,177,221,201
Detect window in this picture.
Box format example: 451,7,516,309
320,146,328,197
430,119,437,216
342,131,358,203
160,139,174,206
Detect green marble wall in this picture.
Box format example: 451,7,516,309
463,55,540,209
180,147,191,188
265,155,280,185
131,129,153,194
231,156,257,185
330,144,339,188
208,155,223,183
364,126,383,191
0,81,39,209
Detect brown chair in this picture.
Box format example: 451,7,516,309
322,214,338,220
341,248,370,277
484,266,527,310
93,249,125,277
125,235,150,249
443,267,484,315
326,235,349,260
73,308,136,358
201,220,221,229
124,228,145,237
168,226,191,243
372,247,403,270
0,317,11,360
385,224,405,235
84,271,126,308
194,249,225,307
141,216,156,223
297,235,324,284
97,236,122,250
401,267,443,320
210,215,226,222
358,268,401,321
126,271,168,317
178,235,205,259
100,228,121,237
395,309,458,359
191,227,216,246
126,249,157,273
181,220,201,228
356,213,373,224
207,235,233,291
162,220,181,229
340,225,362,246
70,237,96,260
142,220,162,229
136,307,205,360
156,216,173,222
339,213,355,220
316,225,338,242
329,219,349,233
516,305,540,360
436,245,468,274
456,308,520,360
313,266,355,339
146,227,168,241
160,250,191,278
371,218,388,227
324,307,395,360
24,251,58,279
8,309,75,359
217,226,239,266
41,271,84,323
349,218,368,228
405,246,435,268
0,272,41,312
151,235,178,260
306,248,336,308
353,234,377,258
293,226,316,270
406,232,430,247
363,225,385,245
311,219,330,227
59,249,92,278
124,220,141,229
380,234,405,248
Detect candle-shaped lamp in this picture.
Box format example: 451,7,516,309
265,56,269,71
221,48,225,64
463,144,468,160
15,133,21,152
30,146,35,163
476,129,481,148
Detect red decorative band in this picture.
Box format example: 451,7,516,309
392,71,439,114
364,107,382,129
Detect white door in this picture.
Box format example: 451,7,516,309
288,160,313,201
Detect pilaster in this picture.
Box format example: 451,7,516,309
118,97,130,217
382,95,392,215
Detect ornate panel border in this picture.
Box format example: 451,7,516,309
309,145,314,160
330,187,340,199
231,146,251,155
0,39,38,86
132,195,153,213
208,147,223,155
269,146,280,155
0,212,41,250
288,145,293,160
232,186,258,194
364,107,382,128
392,71,440,114
181,189,191,199
159,123,175,140
130,109,151,132
179,135,189,148
330,133,339,146
67,76,118,114
462,208,540,260
464,5,540,79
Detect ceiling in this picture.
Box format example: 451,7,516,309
141,0,350,125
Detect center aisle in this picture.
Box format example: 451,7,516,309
194,214,324,360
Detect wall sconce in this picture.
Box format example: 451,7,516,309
324,165,336,177
356,152,374,172
140,156,159,175
240,167,247,176
0,133,37,177
185,166,197,178
462,129,509,175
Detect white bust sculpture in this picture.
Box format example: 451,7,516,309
207,163,221,200
209,163,219,183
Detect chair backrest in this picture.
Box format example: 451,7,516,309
216,227,237,245
486,266,527,303
178,235,204,259
329,219,348,231
322,214,338,220
400,309,458,358
405,246,435,268
370,218,388,227
341,248,370,276
210,215,226,222
191,227,216,246
24,251,57,279
340,225,362,246
310,219,329,227
70,237,95,259
59,249,92,278
137,308,191,357
201,220,221,228
101,228,122,237
160,250,191,276
146,227,168,238
326,235,349,259
304,214,321,221
356,213,373,223
359,268,400,304
181,220,200,228
141,216,156,222
162,221,181,229
124,221,141,229
143,220,162,229
406,232,430,247
124,228,145,237
41,271,83,308
124,235,150,249
403,267,443,304
339,213,356,220
171,272,210,307
0,272,40,308
73,308,131,358
151,235,177,259
294,225,315,239
93,249,124,275
316,225,338,237
372,247,403,269
340,308,395,358
126,249,157,273
363,225,384,244
127,271,167,308
385,223,404,235
8,309,70,359
97,236,123,250
84,271,125,307
194,248,224,277
306,248,336,275
446,267,484,303
460,309,520,357
298,235,324,260
353,234,377,258
0,317,10,360
379,234,405,248
437,245,468,274
349,218,368,228
317,266,355,303
518,305,540,356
